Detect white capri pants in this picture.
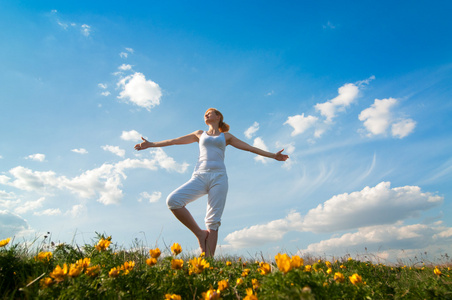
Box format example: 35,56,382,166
166,171,228,230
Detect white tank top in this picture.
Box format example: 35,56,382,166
194,131,226,173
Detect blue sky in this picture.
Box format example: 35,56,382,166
1,0,452,263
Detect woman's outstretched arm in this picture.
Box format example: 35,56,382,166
134,130,202,151
225,133,289,161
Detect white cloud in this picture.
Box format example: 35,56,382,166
139,191,162,203
253,137,269,164
392,119,416,138
101,91,111,96
81,24,91,36
121,130,142,141
98,83,108,89
284,114,318,136
224,210,303,248
101,145,126,158
323,21,336,29
120,52,128,59
302,181,442,233
223,182,443,249
0,210,33,239
2,149,188,205
71,148,88,155
244,122,259,139
299,222,452,262
359,98,397,136
117,72,162,111
119,64,132,71
125,48,134,54
14,197,45,214
66,204,87,218
315,83,359,122
34,208,62,216
26,153,45,162
0,190,16,200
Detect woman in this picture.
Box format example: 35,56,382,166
134,108,288,257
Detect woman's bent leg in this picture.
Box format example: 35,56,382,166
170,207,209,254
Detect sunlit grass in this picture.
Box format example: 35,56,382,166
0,235,451,299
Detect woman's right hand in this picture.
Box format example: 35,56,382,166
134,137,153,151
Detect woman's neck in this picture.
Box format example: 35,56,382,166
207,125,220,135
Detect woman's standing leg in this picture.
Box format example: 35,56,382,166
204,172,228,257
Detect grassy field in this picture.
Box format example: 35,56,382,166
0,235,451,299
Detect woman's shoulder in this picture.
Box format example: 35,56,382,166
193,130,204,138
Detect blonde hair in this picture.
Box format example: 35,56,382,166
206,108,230,132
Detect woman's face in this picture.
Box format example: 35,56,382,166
204,109,220,125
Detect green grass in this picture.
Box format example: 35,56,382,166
0,234,451,299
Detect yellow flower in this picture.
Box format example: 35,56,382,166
258,262,271,275
252,278,259,290
39,277,53,289
327,267,333,274
149,248,161,258
0,237,11,248
171,243,182,256
218,279,229,291
109,267,120,278
275,253,292,274
236,278,244,285
171,259,184,270
349,273,362,285
35,251,53,262
189,257,210,275
85,265,101,277
76,257,91,268
290,255,304,268
244,288,258,300
202,288,221,300
200,252,205,257
334,272,345,283
325,261,332,268
165,294,182,300
242,268,251,277
226,261,232,266
146,257,158,266
95,237,112,251
50,264,68,282
340,265,346,269
122,261,135,271
304,265,312,272
434,267,442,276
68,263,83,278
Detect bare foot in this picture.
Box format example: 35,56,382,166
196,230,209,254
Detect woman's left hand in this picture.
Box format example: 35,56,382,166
275,149,289,161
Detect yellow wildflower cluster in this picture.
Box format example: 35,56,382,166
189,257,210,275
109,261,135,277
243,288,258,300
258,262,271,275
275,253,304,274
34,251,53,262
41,257,99,288
95,236,112,251
434,266,442,276
147,247,161,266
0,237,11,248
349,273,363,285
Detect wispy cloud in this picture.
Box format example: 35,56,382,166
101,145,126,158
244,122,259,139
25,153,45,162
71,148,88,155
139,191,162,203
